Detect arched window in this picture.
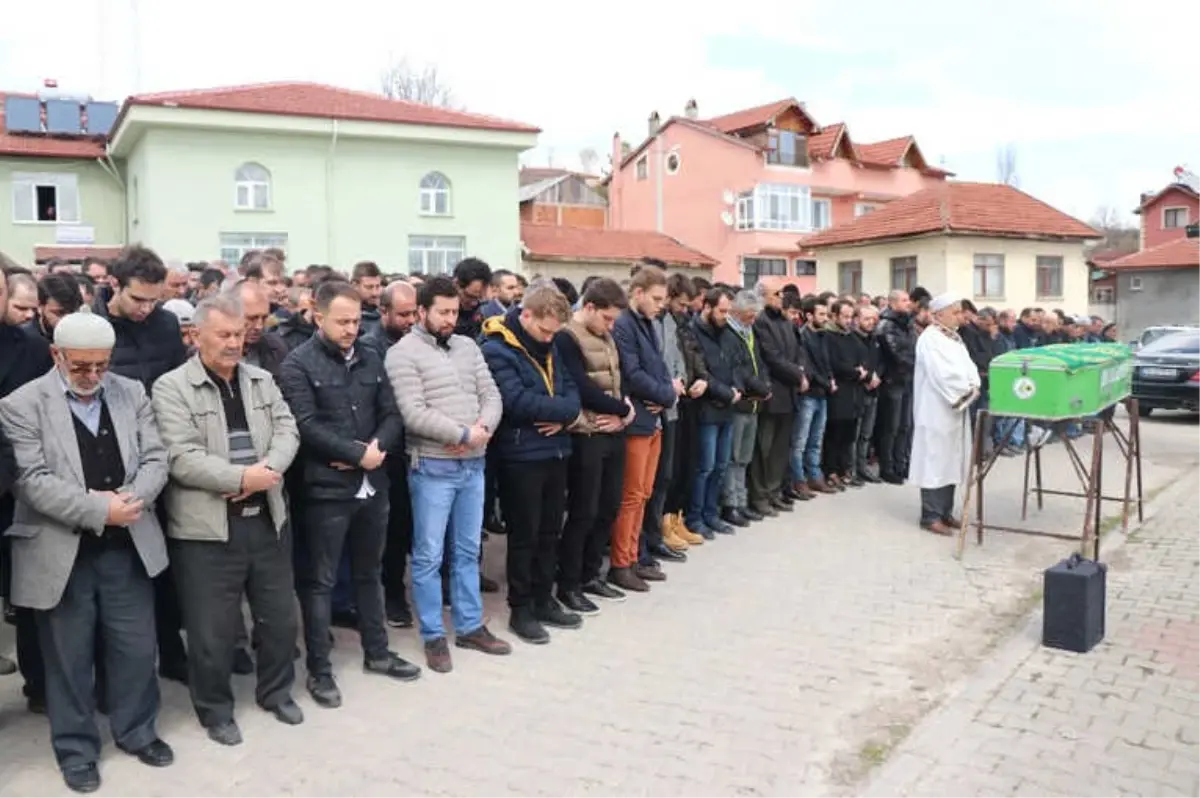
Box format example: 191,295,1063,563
234,162,271,210
419,171,451,216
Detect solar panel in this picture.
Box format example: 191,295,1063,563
84,101,119,135
45,99,81,134
3,96,42,133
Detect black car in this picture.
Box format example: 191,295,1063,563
1132,330,1200,416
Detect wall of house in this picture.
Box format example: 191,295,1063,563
0,156,125,264
129,126,524,270
943,236,1090,314
519,202,606,229
812,236,950,297
1115,269,1199,338
520,257,711,286
608,123,945,286
1141,187,1198,250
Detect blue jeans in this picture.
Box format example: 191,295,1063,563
791,396,827,482
408,456,486,642
686,421,734,529
993,417,1026,449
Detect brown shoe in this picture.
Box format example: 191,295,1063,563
608,566,650,593
921,520,953,536
635,563,667,582
675,516,705,546
808,478,836,494
455,625,512,656
662,515,690,551
941,517,962,530
792,482,816,499
424,638,453,674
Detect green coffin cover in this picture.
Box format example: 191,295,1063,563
989,343,1133,420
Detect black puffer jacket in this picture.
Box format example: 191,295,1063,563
875,308,917,386
278,333,403,501
690,316,762,424
93,300,187,392
753,306,808,414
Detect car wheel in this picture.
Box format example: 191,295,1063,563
1138,406,1153,418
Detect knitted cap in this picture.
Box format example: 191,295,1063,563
53,306,116,350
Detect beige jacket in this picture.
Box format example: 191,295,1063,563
151,355,299,541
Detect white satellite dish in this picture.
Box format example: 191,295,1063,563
722,189,736,206
720,210,735,227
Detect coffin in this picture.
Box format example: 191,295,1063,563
988,343,1133,420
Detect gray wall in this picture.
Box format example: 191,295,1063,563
1116,268,1199,339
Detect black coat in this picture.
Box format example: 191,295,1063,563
276,313,317,352
753,307,808,415
798,325,833,398
856,329,883,393
823,325,866,420
278,333,403,501
875,308,917,387
93,301,187,392
690,316,750,424
246,332,290,380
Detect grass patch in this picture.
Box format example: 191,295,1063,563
857,722,913,770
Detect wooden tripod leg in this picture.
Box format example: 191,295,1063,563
1121,401,1134,532
1079,420,1104,558
955,415,985,559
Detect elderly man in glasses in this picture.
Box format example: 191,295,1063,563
0,308,173,794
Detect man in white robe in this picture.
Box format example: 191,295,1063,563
910,295,980,535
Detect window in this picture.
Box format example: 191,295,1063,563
1129,275,1143,292
766,129,809,167
1092,286,1114,303
408,235,466,276
1036,255,1063,299
735,184,813,232
11,172,80,223
1164,207,1189,228
419,172,451,216
219,232,287,265
854,203,879,217
741,256,787,288
811,198,832,230
838,260,863,295
234,163,271,210
972,253,1005,298
540,178,607,206
665,152,681,174
794,259,816,276
635,156,648,181
890,256,918,292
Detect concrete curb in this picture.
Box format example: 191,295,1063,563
861,465,1198,797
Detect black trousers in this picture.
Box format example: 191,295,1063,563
560,434,626,592
484,446,502,527
878,383,914,479
920,485,956,525
172,514,297,729
825,417,858,477
152,503,187,668
300,491,390,676
665,402,699,516
642,418,677,550
382,459,412,607
37,537,159,769
15,605,44,701
498,458,568,610
749,411,793,506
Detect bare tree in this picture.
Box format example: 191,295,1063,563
578,147,600,175
995,144,1019,187
379,58,455,107
1089,204,1140,252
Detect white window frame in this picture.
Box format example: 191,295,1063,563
419,172,452,216
1092,286,1114,303
408,235,466,276
890,256,918,292
765,129,810,168
219,232,287,265
1129,275,1143,292
665,151,682,175
854,203,879,217
635,156,649,181
734,184,814,232
234,163,271,211
838,260,862,295
1163,206,1189,229
1035,255,1064,300
811,198,832,231
11,171,81,224
972,253,1005,299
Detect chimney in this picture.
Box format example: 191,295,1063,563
611,131,623,171
648,111,661,138
684,99,698,120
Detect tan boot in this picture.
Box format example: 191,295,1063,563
674,513,705,546
662,515,689,551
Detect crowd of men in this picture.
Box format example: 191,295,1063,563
0,246,1117,793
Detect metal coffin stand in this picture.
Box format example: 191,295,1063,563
953,398,1144,560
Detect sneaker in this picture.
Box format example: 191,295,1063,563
364,651,422,682
607,566,649,593
424,637,453,673
385,598,414,629
582,579,626,602
509,607,550,645
634,563,667,582
557,589,601,616
306,673,343,708
455,626,512,656
535,597,583,629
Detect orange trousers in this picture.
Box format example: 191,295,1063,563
609,430,662,568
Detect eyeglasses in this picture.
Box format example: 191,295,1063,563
64,361,109,376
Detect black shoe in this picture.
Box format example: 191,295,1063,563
232,646,254,675
846,477,866,488
721,508,750,528
648,542,687,562
123,738,174,767
770,497,794,512
557,589,601,616
330,609,359,630
480,575,500,593
364,651,422,682
741,507,764,522
158,659,188,685
26,694,46,714
750,503,778,517
62,763,100,793
882,473,905,485
535,597,583,629
206,720,243,747
780,488,801,502
582,579,626,602
635,562,667,582
385,599,414,629
860,472,882,484
265,698,304,725
707,519,736,535
509,608,550,644
306,673,343,708
425,637,453,673
484,518,508,535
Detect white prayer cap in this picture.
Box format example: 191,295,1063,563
53,306,115,350
163,298,196,327
929,293,961,313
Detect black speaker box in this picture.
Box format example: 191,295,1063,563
1042,553,1107,653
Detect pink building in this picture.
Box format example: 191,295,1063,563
1134,168,1199,251
606,97,951,289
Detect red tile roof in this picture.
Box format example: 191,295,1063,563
1086,247,1137,266
1106,237,1198,271
521,224,716,268
703,97,808,134
0,92,105,159
856,136,915,165
801,182,1100,248
121,82,540,134
34,245,124,263
808,123,847,160
1135,182,1199,213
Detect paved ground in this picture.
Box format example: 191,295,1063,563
0,409,1195,797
